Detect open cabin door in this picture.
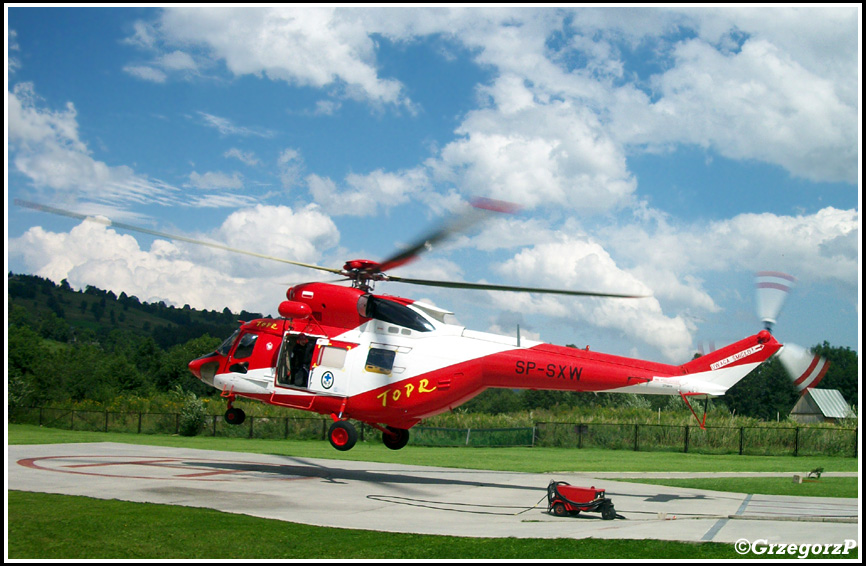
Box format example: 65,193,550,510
308,341,355,396
275,332,355,396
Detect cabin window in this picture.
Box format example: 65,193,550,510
365,348,396,375
319,346,348,369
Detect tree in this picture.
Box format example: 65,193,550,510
724,357,800,420
810,342,858,406
155,335,222,396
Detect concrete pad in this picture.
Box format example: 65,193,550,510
7,442,860,548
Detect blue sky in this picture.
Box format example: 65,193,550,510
6,6,861,364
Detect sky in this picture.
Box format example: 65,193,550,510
5,6,861,365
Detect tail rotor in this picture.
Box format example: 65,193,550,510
755,271,796,332
754,271,829,394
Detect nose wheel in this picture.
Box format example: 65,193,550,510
224,407,246,425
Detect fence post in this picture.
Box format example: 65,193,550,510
465,428,472,446
138,412,142,434
794,427,799,457
684,425,689,453
739,427,744,455
104,411,109,433
634,424,639,451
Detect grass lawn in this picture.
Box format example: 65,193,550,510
7,491,746,560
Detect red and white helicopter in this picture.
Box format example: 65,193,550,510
18,199,828,451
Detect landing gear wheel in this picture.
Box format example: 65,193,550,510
328,421,358,451
551,502,568,517
225,407,246,425
382,426,410,450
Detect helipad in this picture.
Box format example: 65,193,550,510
7,442,859,547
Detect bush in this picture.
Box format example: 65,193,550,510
177,388,207,437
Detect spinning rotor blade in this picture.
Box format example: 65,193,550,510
18,198,650,300
753,271,829,394
374,197,648,298
385,274,650,299
755,271,796,331
15,199,344,276
376,197,520,273
777,343,831,394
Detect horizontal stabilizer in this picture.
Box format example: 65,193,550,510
679,331,782,395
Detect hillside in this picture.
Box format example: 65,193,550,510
8,273,263,350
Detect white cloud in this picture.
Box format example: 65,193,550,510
278,148,304,191
8,82,180,206
602,206,859,294
428,99,636,212
8,204,343,315
155,7,409,107
159,50,198,72
9,29,21,73
122,65,168,83
186,171,244,190
211,204,341,276
624,38,857,183
429,210,728,358
197,112,275,138
486,235,694,360
307,167,429,216
224,148,261,167
10,221,249,313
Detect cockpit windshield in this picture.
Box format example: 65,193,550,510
217,330,240,356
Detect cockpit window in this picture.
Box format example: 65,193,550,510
217,330,240,356
367,297,434,332
232,333,258,359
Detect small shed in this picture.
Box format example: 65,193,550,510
790,389,854,424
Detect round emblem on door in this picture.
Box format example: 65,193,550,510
321,371,335,389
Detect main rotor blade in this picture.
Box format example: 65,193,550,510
376,197,520,273
385,274,651,298
15,199,343,276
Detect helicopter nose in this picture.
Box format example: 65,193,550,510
188,353,220,386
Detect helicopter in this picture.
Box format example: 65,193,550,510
17,199,828,451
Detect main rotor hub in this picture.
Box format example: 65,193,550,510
342,259,386,291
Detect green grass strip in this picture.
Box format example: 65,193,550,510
8,424,858,475
2,491,760,559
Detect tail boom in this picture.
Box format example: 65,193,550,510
478,330,782,399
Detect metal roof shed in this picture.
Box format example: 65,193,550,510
790,389,854,424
